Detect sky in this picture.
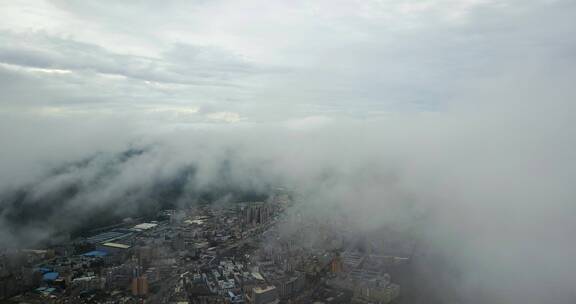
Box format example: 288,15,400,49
0,0,572,123
1,1,576,303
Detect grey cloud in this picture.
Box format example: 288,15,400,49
48,0,213,32
2,93,576,302
0,31,256,86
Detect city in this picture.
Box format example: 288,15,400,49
0,191,412,304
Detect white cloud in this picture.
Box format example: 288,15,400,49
4,0,571,122
206,111,241,123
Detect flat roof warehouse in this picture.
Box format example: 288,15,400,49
132,222,158,231
101,242,131,249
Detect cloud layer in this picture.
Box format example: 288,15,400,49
1,1,576,303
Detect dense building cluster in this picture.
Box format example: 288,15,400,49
1,191,411,303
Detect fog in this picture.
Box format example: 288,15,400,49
2,89,575,302
2,0,576,303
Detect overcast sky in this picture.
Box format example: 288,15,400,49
0,0,573,125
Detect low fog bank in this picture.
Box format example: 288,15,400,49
0,145,272,246
2,90,576,302
1,61,576,303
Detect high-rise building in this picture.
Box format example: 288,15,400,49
330,254,343,273
242,202,272,228
247,285,279,304
131,275,148,297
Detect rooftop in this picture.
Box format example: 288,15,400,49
133,223,158,230
82,250,109,257
42,272,59,281
101,242,131,249
85,230,132,244
254,285,276,293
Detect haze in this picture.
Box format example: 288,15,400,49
1,1,576,303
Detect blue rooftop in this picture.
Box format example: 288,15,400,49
43,272,59,281
85,230,132,244
82,250,109,257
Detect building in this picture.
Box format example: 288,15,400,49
104,265,132,289
242,203,272,228
327,273,400,304
133,222,158,231
341,251,365,271
96,242,132,263
131,275,148,297
272,273,305,299
71,276,104,290
247,286,279,304
353,282,400,304
85,230,133,244
0,274,19,300
330,254,343,273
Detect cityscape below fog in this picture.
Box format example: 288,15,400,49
1,190,414,304
1,1,575,303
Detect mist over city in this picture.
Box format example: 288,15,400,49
1,1,575,303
